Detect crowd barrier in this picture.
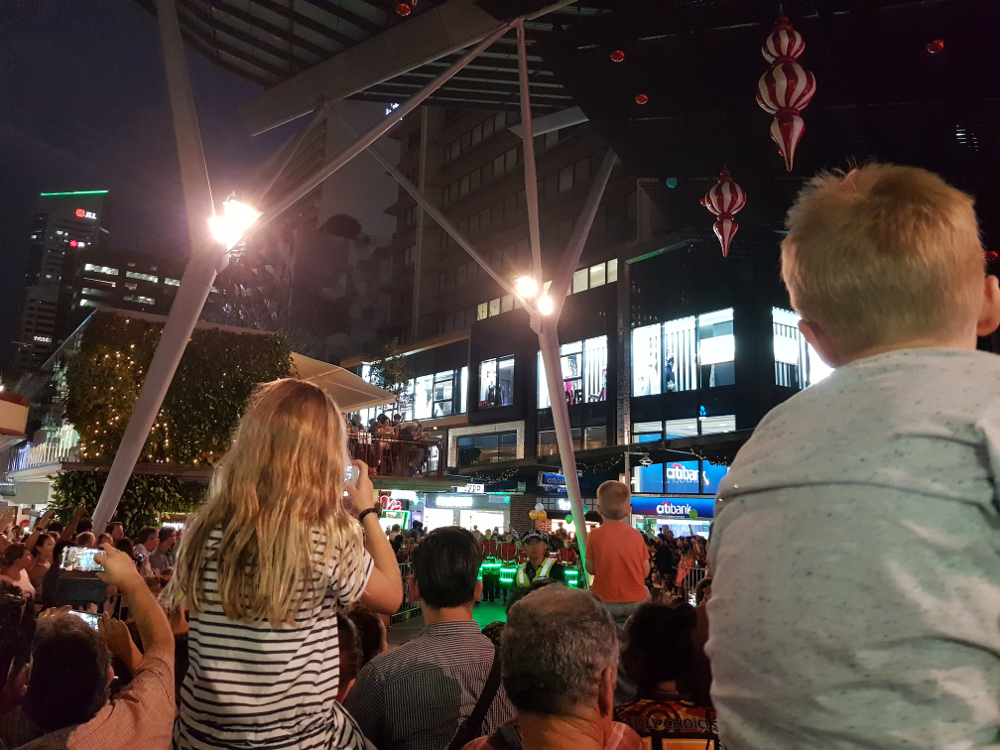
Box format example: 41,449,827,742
390,562,420,623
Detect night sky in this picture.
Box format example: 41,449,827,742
0,2,394,374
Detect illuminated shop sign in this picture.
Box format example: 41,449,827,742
630,495,716,519
435,495,474,508
75,208,98,220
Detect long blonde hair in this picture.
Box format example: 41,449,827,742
167,378,363,626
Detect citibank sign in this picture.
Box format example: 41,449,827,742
665,464,699,482
630,495,715,519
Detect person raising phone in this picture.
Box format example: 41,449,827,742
167,378,402,750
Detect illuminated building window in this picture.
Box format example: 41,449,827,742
125,271,159,283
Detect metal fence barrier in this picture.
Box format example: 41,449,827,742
390,562,420,624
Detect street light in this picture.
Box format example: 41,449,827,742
515,276,539,298
208,197,260,250
536,294,555,315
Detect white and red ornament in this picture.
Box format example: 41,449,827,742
756,16,816,172
701,169,746,257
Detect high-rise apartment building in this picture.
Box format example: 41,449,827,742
13,190,111,373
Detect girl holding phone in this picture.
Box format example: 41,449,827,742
167,378,402,750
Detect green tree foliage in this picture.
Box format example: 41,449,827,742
49,471,206,537
65,311,293,466
368,338,411,398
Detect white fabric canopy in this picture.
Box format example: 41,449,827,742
291,353,395,412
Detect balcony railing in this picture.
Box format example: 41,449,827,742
4,426,79,475
348,431,443,478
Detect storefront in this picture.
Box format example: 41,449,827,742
629,495,716,538
422,492,511,532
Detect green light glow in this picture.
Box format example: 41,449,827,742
39,190,110,197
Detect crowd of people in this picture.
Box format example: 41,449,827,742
346,413,434,477
1,163,999,749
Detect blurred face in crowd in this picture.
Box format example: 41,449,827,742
525,538,547,565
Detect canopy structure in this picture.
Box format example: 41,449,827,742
292,353,395,411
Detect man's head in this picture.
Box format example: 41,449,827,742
410,527,482,611
621,602,697,692
157,527,176,551
597,480,632,521
76,518,94,535
336,614,363,703
521,531,548,565
75,532,96,548
782,163,1000,364
136,527,158,552
108,522,124,542
502,586,618,720
23,614,112,731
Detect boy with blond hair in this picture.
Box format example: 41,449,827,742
706,164,1000,749
587,480,651,622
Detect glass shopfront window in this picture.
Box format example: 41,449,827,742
632,309,735,394
479,356,515,408
537,336,608,408
537,425,605,456
772,308,833,387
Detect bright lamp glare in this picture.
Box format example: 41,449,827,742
515,277,539,298
537,295,555,315
209,198,261,250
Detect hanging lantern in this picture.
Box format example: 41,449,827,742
757,16,816,172
610,49,625,63
701,168,747,257
986,250,999,262
635,93,649,105
395,3,411,16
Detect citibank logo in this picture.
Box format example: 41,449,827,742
656,502,693,516
665,463,699,482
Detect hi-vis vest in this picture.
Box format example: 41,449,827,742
516,557,555,588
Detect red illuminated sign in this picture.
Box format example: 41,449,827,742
379,496,403,512
74,208,97,220
69,240,78,248
75,208,86,218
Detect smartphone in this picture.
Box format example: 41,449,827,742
60,546,103,572
344,465,359,486
68,610,100,630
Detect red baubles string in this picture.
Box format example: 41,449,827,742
610,49,625,63
396,3,411,16
756,16,816,172
701,169,747,257
635,93,649,105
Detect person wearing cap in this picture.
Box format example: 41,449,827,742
515,531,565,588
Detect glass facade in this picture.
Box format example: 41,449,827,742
457,431,517,467
772,308,834,387
632,308,735,395
479,356,515,408
358,365,469,422
537,425,606,456
537,336,608,408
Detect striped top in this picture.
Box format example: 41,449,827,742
175,528,373,750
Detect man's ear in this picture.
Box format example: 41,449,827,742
408,575,421,603
474,579,483,603
107,666,114,688
976,275,1000,337
798,319,843,368
597,666,616,719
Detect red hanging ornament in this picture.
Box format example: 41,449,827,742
635,93,649,105
926,39,945,54
985,250,999,262
701,169,747,257
395,3,411,16
757,16,816,172
610,49,625,63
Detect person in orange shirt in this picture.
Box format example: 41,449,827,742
586,481,651,623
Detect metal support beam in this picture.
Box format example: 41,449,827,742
516,20,543,281
92,0,222,533
535,150,618,567
510,106,588,139
247,100,330,207
248,21,514,240
337,117,537,314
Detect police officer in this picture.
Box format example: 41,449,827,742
515,531,566,588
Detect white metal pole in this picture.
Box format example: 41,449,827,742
247,21,514,242
92,0,221,533
534,150,617,566
247,100,331,206
516,20,543,281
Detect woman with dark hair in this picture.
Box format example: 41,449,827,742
615,602,720,747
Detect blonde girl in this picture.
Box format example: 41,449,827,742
168,378,401,750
